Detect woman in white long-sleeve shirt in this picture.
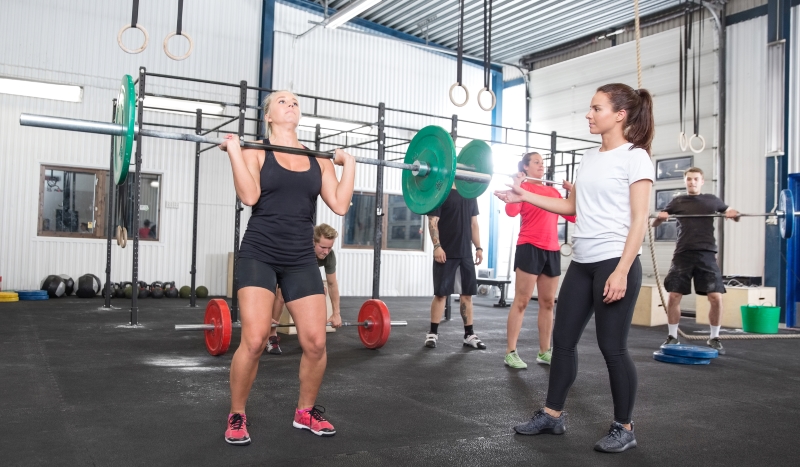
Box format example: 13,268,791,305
495,83,655,454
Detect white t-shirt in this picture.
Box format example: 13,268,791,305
572,143,654,263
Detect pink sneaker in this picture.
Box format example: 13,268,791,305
292,405,336,436
225,413,251,445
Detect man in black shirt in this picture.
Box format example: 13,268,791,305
652,167,739,354
425,188,485,349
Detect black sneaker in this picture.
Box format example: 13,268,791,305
513,409,566,435
594,421,637,453
662,335,680,346
266,336,282,355
707,337,725,355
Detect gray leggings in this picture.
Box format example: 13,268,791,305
545,256,642,424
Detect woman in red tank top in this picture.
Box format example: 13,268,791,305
503,152,575,369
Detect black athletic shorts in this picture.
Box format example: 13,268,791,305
235,257,324,302
663,250,726,296
432,257,478,297
514,243,561,277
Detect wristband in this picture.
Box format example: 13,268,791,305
433,243,441,250
475,247,483,251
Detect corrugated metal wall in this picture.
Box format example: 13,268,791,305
0,0,261,293
723,15,768,277
272,2,494,297
512,21,718,309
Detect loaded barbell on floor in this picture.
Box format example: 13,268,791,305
650,189,796,239
175,298,407,355
19,75,497,215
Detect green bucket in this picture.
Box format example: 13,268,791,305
740,304,780,334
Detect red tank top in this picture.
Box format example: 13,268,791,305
504,182,576,251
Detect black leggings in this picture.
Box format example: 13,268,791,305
545,256,642,424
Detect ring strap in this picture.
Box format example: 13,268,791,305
457,0,464,85
176,0,184,36
130,0,140,28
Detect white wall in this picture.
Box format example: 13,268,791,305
723,15,768,277
790,5,800,175
0,0,262,293
272,1,494,297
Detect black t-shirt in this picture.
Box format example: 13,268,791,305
664,194,728,254
428,189,479,258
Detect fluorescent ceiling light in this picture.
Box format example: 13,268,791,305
324,0,384,30
298,116,373,137
150,181,160,188
142,96,225,118
0,77,82,102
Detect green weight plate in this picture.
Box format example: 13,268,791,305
402,126,456,215
455,139,493,199
113,74,136,185
779,189,794,239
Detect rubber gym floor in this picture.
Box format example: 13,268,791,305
2,295,799,467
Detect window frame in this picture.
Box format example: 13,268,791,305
341,192,426,252
38,165,107,239
656,155,694,181
37,165,162,241
654,188,685,242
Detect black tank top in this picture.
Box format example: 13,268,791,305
238,143,322,266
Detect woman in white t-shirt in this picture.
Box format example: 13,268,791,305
495,83,654,453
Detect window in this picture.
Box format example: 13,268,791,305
119,173,161,241
342,193,424,251
38,165,161,241
654,188,684,241
656,156,693,181
39,166,106,238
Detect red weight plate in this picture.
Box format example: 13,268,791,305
357,299,391,349
204,299,232,356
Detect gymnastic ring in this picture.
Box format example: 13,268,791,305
477,87,496,111
117,24,149,54
688,133,706,154
559,242,573,257
116,226,128,248
449,83,469,107
163,31,194,61
678,132,688,152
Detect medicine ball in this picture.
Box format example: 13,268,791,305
179,285,191,299
124,284,133,299
137,281,150,299
196,286,209,298
59,274,75,296
76,274,101,298
41,275,66,298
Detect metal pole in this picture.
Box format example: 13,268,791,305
371,103,386,299
190,109,202,308
231,80,248,322
313,123,321,225
103,100,117,309
548,131,557,181
131,67,146,325
717,3,727,273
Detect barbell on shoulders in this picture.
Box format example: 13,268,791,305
175,298,406,356
19,75,499,216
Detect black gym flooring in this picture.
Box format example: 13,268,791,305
2,295,799,466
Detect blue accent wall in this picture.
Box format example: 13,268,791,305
488,69,503,274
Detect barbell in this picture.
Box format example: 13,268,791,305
651,189,796,239
175,298,407,355
19,75,497,215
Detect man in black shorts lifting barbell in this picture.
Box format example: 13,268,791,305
652,167,739,354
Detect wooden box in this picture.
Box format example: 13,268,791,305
695,286,776,328
632,284,669,327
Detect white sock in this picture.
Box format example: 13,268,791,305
710,325,720,339
668,324,679,338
